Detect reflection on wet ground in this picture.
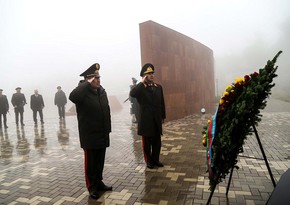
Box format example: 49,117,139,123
0,101,290,204
0,117,78,166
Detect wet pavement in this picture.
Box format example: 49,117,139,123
0,99,290,205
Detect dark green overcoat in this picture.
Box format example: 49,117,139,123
69,81,111,149
130,82,166,136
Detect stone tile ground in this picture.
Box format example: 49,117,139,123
0,102,289,205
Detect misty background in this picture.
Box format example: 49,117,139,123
1,0,290,118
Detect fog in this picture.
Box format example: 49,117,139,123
1,0,290,113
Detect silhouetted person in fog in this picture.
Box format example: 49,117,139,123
69,63,112,200
30,89,45,125
11,87,26,126
0,89,9,128
130,63,166,169
129,77,140,124
54,86,67,119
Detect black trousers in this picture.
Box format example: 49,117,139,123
33,109,43,123
57,105,65,118
15,110,24,125
0,113,7,127
141,135,161,164
83,148,106,192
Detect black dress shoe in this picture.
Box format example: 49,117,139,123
146,163,154,169
98,184,112,191
154,161,164,167
89,190,100,199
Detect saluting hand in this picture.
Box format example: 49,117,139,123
87,76,95,84
142,75,148,85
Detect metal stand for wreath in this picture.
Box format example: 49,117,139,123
206,118,276,205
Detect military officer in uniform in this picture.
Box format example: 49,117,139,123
11,87,27,126
130,63,166,169
69,63,112,200
0,89,9,128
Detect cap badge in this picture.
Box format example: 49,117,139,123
95,63,100,69
146,67,153,73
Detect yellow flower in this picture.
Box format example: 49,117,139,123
203,134,206,138
235,77,244,84
223,91,229,96
225,85,232,92
220,98,225,104
207,120,211,123
202,139,207,146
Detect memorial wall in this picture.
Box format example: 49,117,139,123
139,20,215,121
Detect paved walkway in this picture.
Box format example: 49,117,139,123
0,100,290,205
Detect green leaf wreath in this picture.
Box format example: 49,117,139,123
202,51,282,191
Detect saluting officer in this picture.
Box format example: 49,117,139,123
69,63,112,200
130,63,166,169
11,87,27,126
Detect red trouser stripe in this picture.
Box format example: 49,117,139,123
84,149,90,190
141,136,148,163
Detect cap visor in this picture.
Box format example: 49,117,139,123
86,74,100,78
143,71,154,75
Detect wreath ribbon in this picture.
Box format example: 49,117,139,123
207,108,218,177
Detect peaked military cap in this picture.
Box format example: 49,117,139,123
132,77,137,82
57,86,61,89
15,87,21,90
140,63,154,76
80,63,100,78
